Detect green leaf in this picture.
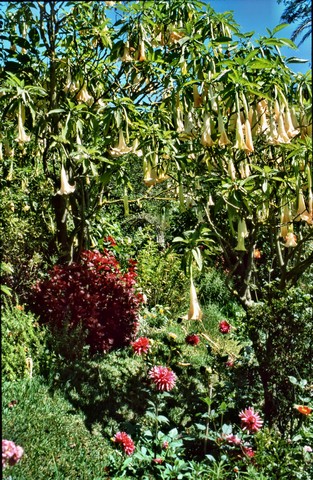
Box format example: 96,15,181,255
157,415,169,424
272,23,289,35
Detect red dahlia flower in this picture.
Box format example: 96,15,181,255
148,366,177,391
219,320,231,334
239,407,263,433
185,334,200,346
113,432,135,455
131,336,151,355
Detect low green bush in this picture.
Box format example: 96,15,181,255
1,298,46,381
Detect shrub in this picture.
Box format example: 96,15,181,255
1,298,46,381
29,249,143,354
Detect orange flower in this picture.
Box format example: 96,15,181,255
294,405,312,415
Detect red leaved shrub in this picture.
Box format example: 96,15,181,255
30,249,143,353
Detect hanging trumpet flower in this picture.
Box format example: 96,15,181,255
187,277,203,320
283,105,299,138
15,104,30,144
284,232,297,248
138,39,146,61
193,85,202,107
121,41,132,62
143,157,157,186
109,130,132,157
228,158,236,181
218,111,231,146
201,114,214,147
295,190,310,222
76,84,93,105
280,203,291,238
234,218,248,251
267,109,279,145
256,100,269,134
234,114,247,151
244,119,254,153
276,109,290,144
57,165,76,195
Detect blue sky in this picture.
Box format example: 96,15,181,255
209,0,312,73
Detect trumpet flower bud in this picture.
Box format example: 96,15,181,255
187,278,203,320
234,219,248,251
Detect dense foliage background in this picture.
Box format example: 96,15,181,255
1,1,312,478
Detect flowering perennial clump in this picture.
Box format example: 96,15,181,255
113,432,135,455
185,334,200,346
131,337,151,355
2,439,24,469
148,366,177,391
219,320,231,334
239,407,263,433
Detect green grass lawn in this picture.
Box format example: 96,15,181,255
2,377,114,479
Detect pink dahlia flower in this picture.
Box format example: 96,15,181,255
239,407,263,433
148,366,177,391
2,439,24,469
113,432,135,455
225,434,242,445
242,446,255,457
185,334,200,346
131,336,151,355
219,320,231,334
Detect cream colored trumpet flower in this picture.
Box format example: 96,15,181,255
274,99,280,121
15,106,30,144
109,130,132,157
228,158,236,181
132,138,143,157
138,39,146,61
76,85,93,105
284,106,299,138
267,112,279,145
201,114,214,147
284,232,297,248
121,41,132,62
295,190,310,222
244,119,254,153
256,101,269,134
187,278,203,320
0,143,3,161
276,111,290,144
57,165,76,195
234,218,248,251
193,85,202,107
143,158,157,186
234,114,247,150
180,112,196,139
218,111,231,146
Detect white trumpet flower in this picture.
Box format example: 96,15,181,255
57,165,76,195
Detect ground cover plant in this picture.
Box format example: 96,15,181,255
1,0,312,478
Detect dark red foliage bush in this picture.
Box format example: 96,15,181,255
30,249,143,353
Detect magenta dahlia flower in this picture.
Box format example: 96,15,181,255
2,439,24,469
131,336,151,355
148,366,177,391
219,320,231,334
239,407,263,433
185,334,200,346
113,432,135,455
